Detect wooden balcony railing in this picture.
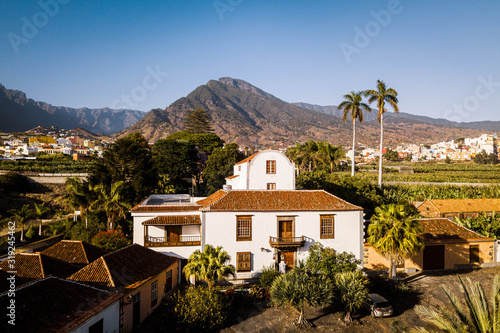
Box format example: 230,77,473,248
144,235,201,247
269,236,305,248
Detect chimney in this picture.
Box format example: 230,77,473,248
222,184,232,191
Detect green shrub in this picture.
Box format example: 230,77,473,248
172,286,229,332
258,265,280,289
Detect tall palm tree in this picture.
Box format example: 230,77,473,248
413,275,500,333
91,181,130,230
34,202,50,236
367,204,423,280
364,80,399,187
338,91,372,176
10,204,34,242
183,244,235,287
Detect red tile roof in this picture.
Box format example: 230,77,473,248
199,190,362,212
0,276,121,333
0,253,81,280
419,199,500,214
41,240,110,266
68,244,179,292
234,152,259,165
419,218,493,243
142,215,201,225
225,174,239,180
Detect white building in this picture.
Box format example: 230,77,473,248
225,149,295,190
131,150,364,281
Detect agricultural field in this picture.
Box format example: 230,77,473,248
0,156,93,173
358,162,500,184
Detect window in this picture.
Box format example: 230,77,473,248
236,216,252,241
236,252,251,272
266,160,276,174
165,270,172,293
320,215,334,239
89,319,104,333
151,281,158,307
238,165,241,171
267,183,276,190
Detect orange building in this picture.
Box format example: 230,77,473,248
417,198,500,219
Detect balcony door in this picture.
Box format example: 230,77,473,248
279,220,293,239
165,226,182,242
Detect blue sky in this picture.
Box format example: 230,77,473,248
1,0,500,122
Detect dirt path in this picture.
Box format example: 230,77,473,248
221,267,500,332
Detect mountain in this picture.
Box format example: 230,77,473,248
118,78,494,147
0,84,145,135
294,102,500,132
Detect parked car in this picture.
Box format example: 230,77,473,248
367,293,393,318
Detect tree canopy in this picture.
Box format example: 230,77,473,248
183,107,214,134
203,143,245,194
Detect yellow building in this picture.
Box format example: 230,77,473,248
364,218,495,272
29,136,56,145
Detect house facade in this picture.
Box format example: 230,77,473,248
131,150,364,281
68,244,180,333
364,218,496,272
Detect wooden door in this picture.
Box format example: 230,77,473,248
165,226,182,242
165,270,172,293
279,220,293,239
279,251,295,270
423,245,445,270
469,245,480,264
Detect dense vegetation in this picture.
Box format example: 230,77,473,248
0,153,93,173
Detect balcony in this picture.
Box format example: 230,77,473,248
269,236,305,248
144,235,201,247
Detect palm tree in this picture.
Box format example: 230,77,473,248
91,181,130,230
183,244,235,286
335,271,369,323
413,275,500,332
286,140,344,173
271,262,334,327
338,91,372,176
364,80,399,187
10,204,34,242
64,177,92,227
367,204,424,280
34,202,51,236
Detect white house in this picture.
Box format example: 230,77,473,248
131,150,364,281
225,149,295,190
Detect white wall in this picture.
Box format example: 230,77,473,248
70,299,120,333
203,210,364,279
247,151,295,190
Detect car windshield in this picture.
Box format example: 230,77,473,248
376,301,391,308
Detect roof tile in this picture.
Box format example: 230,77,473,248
419,218,493,242
419,199,500,214
0,253,81,280
41,240,110,266
142,215,201,225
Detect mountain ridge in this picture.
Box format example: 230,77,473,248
117,78,495,147
0,84,146,135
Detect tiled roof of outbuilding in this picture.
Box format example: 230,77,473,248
199,190,362,212
419,218,493,242
0,253,81,280
41,240,109,266
419,199,500,213
0,276,121,333
68,244,179,292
